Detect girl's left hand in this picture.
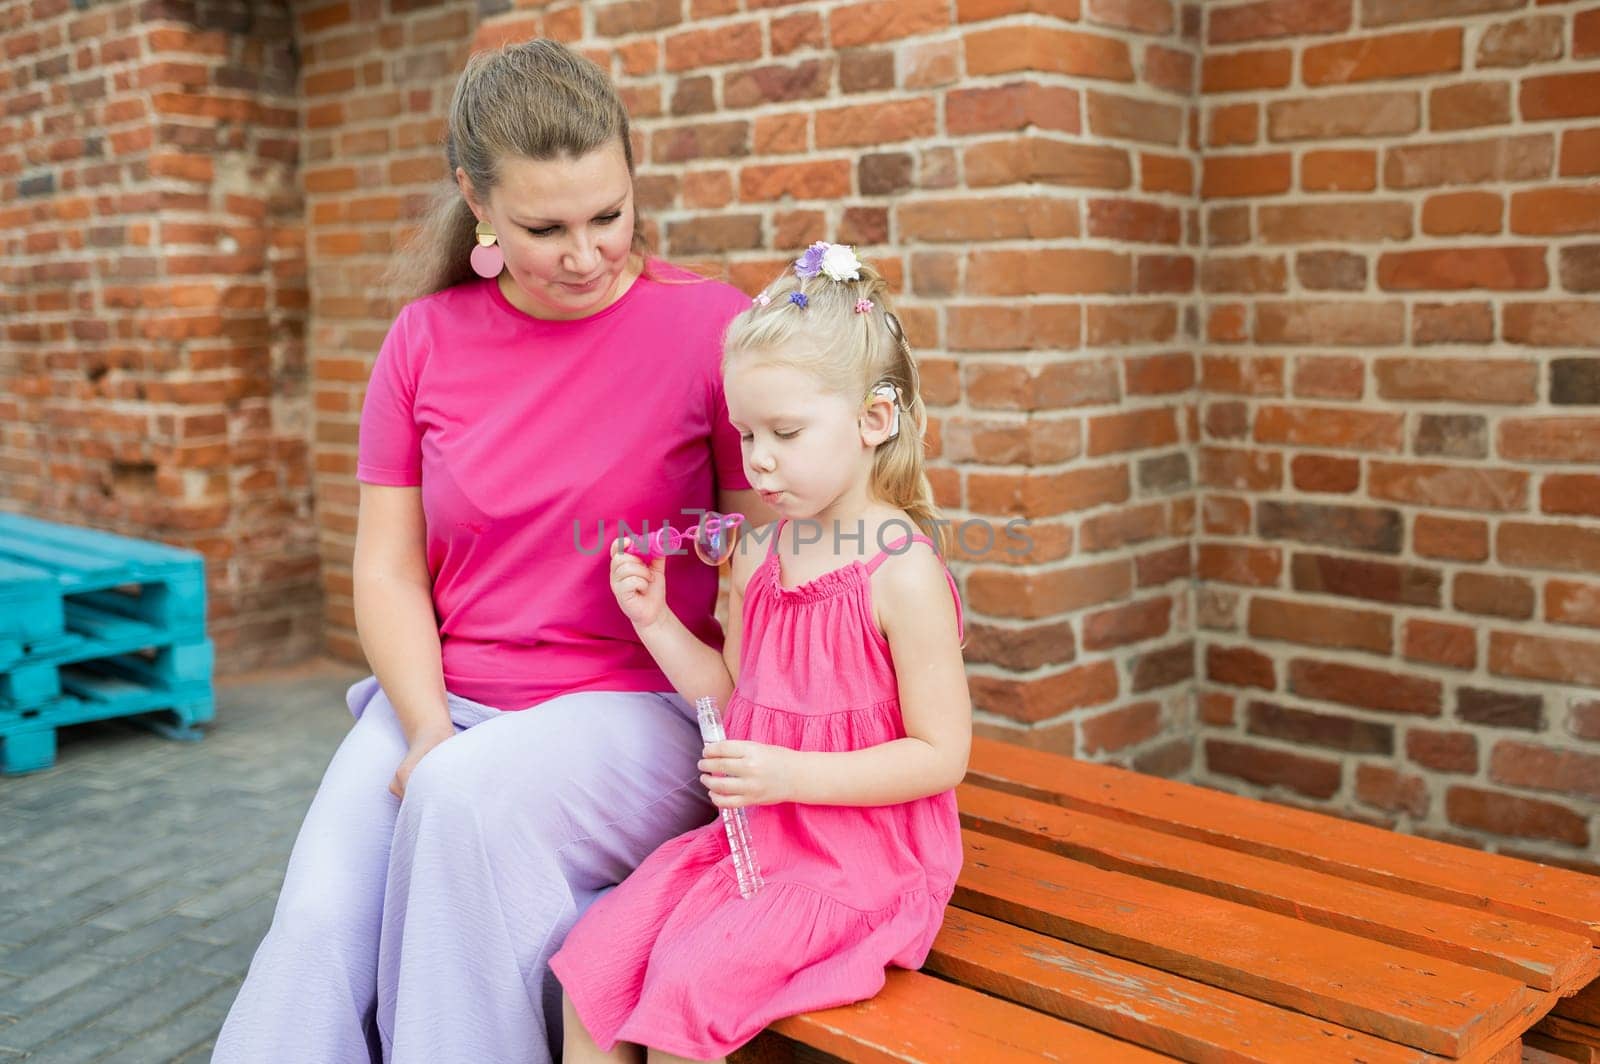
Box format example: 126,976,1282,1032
699,741,797,808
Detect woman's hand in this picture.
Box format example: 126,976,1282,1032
609,538,668,630
699,741,798,809
390,722,456,799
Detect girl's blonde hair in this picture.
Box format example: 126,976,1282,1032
386,39,652,300
723,257,950,558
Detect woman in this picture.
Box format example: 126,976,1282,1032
213,39,769,1064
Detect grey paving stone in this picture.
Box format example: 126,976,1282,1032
93,965,222,1033
88,914,212,964
0,974,143,1052
0,952,113,1014
0,923,117,980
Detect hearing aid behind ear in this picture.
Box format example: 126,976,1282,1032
620,511,744,565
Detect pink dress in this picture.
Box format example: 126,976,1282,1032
550,522,966,1059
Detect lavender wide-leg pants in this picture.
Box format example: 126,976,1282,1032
212,675,714,1064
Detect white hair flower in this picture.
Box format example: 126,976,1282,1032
818,243,862,282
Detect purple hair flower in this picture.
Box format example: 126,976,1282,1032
794,241,828,279
789,291,809,308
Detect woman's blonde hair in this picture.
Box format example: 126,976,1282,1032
723,257,949,558
386,39,651,300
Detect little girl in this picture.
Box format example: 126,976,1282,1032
548,243,971,1063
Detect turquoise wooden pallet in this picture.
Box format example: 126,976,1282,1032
0,677,213,775
0,513,212,775
0,513,206,630
0,600,210,710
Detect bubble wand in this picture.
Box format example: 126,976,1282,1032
620,511,744,565
695,694,764,899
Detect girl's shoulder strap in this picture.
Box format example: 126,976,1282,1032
863,531,936,575
864,530,964,642
765,518,787,561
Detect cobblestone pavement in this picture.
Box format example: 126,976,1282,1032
0,658,367,1063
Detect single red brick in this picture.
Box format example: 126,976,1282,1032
1430,81,1511,132
1195,539,1281,589
1205,739,1342,800
1201,354,1286,396
1202,48,1293,93
1084,0,1174,35
1291,454,1361,493
965,559,1131,618
1085,304,1179,345
1206,644,1276,689
1210,0,1351,44
1509,187,1600,236
1123,353,1195,398
1542,474,1600,518
1548,578,1600,628
1202,152,1292,198
1304,28,1461,85
968,663,1119,724
966,24,1134,79
1268,91,1419,141
1446,786,1589,847
1421,191,1502,236
1201,496,1251,537
1088,91,1183,145
1255,301,1406,345
1252,595,1394,656
1255,405,1404,453
1403,618,1477,669
1291,356,1364,400
1377,247,1547,291
1208,103,1259,147
1356,764,1429,819
1490,631,1600,689
1372,462,1527,513
1199,447,1283,494
1478,14,1564,68
1383,134,1552,189
1522,72,1600,120
1561,128,1600,178
1082,599,1171,652
1077,700,1165,759
1288,659,1442,716
1499,418,1600,464
1407,728,1478,773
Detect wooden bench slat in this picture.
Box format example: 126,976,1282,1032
958,830,1538,1058
1557,982,1600,1027
928,907,1444,1064
966,737,1600,945
1521,1045,1576,1064
1524,1028,1600,1063
1533,1015,1600,1051
957,782,1600,995
761,968,1170,1063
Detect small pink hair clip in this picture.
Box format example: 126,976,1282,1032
853,298,873,314
753,291,771,307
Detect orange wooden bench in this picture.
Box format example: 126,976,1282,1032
734,737,1600,1063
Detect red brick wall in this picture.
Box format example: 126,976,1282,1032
0,0,320,670
1195,0,1600,872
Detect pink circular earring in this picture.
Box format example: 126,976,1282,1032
470,219,504,278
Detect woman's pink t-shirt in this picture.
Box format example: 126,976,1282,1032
357,263,751,711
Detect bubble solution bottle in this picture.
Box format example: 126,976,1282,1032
694,695,765,899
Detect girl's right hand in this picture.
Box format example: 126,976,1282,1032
390,723,455,799
610,537,668,630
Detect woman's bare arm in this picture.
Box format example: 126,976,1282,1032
353,484,455,755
